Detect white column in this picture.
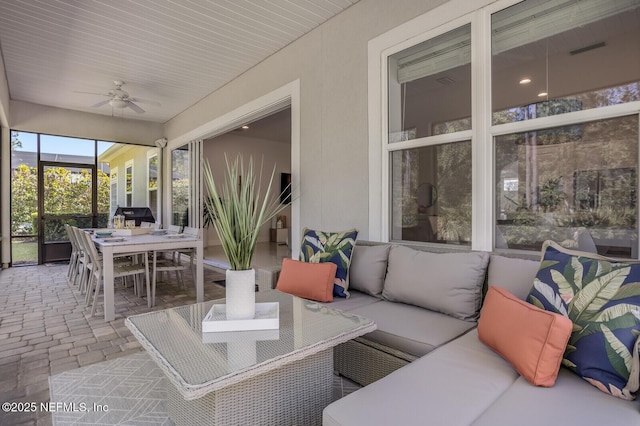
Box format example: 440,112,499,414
1,126,10,267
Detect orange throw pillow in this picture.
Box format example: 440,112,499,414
478,286,572,387
276,258,336,303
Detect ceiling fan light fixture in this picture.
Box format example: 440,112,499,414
109,99,128,109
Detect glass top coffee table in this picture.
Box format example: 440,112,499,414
125,290,376,425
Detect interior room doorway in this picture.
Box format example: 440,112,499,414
201,107,292,269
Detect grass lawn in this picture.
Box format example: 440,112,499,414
12,240,38,264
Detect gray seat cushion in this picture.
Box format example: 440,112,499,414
487,255,540,300
349,300,476,357
348,244,391,296
382,246,489,321
323,329,519,426
325,328,639,426
472,368,640,425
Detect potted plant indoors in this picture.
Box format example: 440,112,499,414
202,154,290,319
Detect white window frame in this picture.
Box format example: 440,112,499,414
125,159,133,207
369,0,640,254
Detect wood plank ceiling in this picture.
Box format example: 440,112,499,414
0,0,359,123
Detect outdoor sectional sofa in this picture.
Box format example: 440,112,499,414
320,241,640,425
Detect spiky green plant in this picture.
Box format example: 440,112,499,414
202,154,290,271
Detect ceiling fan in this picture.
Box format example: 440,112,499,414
77,80,160,113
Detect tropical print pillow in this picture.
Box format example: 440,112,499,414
299,228,358,298
527,241,640,400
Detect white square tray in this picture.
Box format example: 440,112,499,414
202,302,279,332
202,328,280,344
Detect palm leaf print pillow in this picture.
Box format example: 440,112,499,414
527,241,640,400
299,228,358,298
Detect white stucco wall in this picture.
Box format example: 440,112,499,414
163,0,450,240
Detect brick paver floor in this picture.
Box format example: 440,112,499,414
0,263,226,426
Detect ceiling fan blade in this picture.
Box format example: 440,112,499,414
91,99,111,108
127,102,145,113
130,97,161,107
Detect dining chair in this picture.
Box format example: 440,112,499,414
140,221,160,229
78,229,151,316
167,224,182,233
152,224,180,278
150,225,201,307
70,226,93,294
72,226,124,296
181,226,201,277
65,224,81,285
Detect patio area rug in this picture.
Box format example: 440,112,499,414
49,352,172,425
50,352,359,425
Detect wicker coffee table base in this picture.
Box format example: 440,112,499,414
166,348,333,426
334,338,416,386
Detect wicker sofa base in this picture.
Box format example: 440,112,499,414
334,338,417,386
166,349,333,426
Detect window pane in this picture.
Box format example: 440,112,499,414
388,24,471,142
97,141,114,226
41,135,95,164
11,131,38,237
391,141,472,245
96,167,110,228
149,190,158,222
492,0,640,125
42,165,92,215
495,115,638,258
148,155,158,190
171,146,190,226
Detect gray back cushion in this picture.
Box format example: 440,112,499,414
487,255,540,301
348,244,391,297
382,245,489,321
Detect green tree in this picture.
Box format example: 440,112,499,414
11,164,37,234
11,165,111,235
11,131,22,150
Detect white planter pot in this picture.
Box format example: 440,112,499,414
225,269,256,320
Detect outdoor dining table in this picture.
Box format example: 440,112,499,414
92,232,204,321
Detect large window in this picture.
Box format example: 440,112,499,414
372,0,640,257
391,141,472,244
10,132,114,265
491,0,640,257
388,24,471,141
492,0,640,125
495,116,638,257
387,24,472,246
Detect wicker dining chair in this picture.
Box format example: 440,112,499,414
77,229,150,316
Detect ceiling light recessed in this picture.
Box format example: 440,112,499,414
241,125,250,130
538,92,548,97
519,78,531,85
